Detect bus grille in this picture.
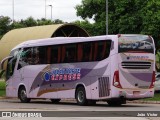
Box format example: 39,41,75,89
98,77,110,97
121,61,151,69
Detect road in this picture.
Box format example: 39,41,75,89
0,99,159,120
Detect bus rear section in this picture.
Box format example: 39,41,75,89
112,35,155,101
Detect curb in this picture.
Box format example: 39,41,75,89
127,100,160,104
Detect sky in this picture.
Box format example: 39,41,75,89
0,0,83,22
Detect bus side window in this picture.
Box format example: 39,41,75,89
18,48,32,69
93,41,111,61
25,48,33,64
93,42,98,61
51,46,59,64
32,47,40,65
77,44,83,62
93,41,103,61
104,41,111,59
63,44,77,63
47,46,51,64
61,46,66,63
38,47,47,64
82,42,92,62
97,41,111,60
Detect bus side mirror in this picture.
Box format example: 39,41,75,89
0,56,13,79
0,70,5,78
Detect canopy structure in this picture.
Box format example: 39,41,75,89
0,24,90,62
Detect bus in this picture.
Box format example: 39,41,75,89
0,34,155,106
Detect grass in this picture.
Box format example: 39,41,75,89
0,90,5,97
143,93,160,101
0,80,5,90
0,80,5,97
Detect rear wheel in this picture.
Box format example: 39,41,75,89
50,99,61,104
18,87,31,103
76,86,88,106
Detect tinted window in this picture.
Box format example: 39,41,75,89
82,42,92,61
17,40,111,68
6,57,17,80
51,46,60,63
62,44,77,63
118,35,154,53
93,41,111,61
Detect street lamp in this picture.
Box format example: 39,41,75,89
12,0,14,22
106,0,108,35
48,5,53,20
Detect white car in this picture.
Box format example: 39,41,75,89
155,73,160,92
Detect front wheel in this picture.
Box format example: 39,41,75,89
18,87,31,103
76,87,88,106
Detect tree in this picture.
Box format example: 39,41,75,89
76,0,106,35
74,20,95,36
53,19,64,24
76,0,160,40
0,16,12,38
76,0,160,71
37,18,53,25
22,17,37,27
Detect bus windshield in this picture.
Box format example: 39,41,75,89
118,35,154,53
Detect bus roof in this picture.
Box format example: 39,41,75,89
11,35,116,51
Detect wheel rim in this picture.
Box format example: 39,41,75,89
20,90,27,100
78,91,84,103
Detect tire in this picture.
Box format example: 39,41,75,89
50,99,61,104
18,87,31,103
76,86,88,106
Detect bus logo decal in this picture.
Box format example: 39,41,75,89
42,68,81,81
43,72,50,82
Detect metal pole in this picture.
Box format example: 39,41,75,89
13,0,14,22
106,0,108,35
45,0,46,19
51,5,52,20
48,5,52,20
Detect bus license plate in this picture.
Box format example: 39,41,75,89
133,91,140,95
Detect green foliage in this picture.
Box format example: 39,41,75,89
37,18,53,26
0,80,5,90
76,0,106,35
76,0,160,42
76,0,160,71
53,19,64,24
0,80,5,96
143,93,160,101
0,16,65,40
74,20,96,36
0,16,12,36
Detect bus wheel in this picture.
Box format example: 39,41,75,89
76,86,88,106
18,87,31,103
50,99,61,104
107,100,122,106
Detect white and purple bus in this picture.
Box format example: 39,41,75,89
0,34,155,106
